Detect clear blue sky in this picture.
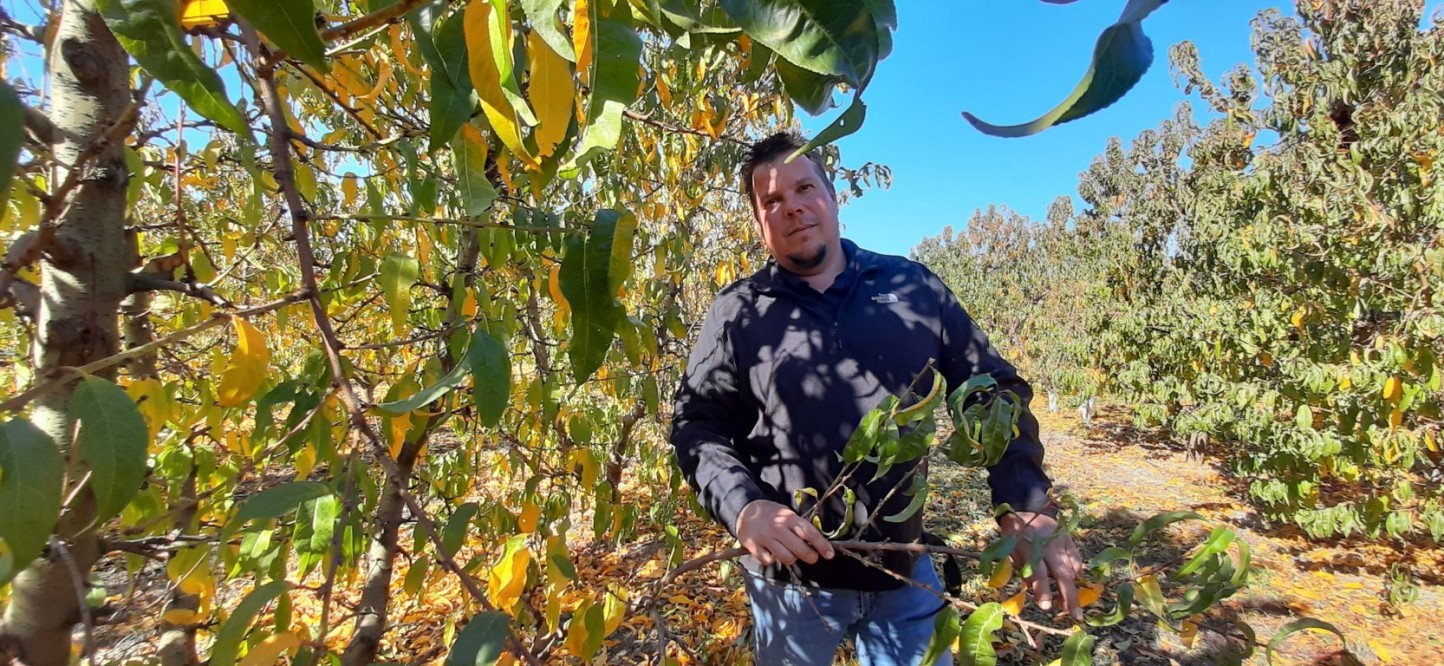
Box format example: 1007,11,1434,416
809,0,1444,257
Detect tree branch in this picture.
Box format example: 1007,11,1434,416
127,272,232,306
321,0,446,44
242,20,543,666
24,104,57,146
319,213,580,234
623,109,749,146
0,289,311,413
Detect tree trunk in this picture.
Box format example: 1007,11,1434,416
342,229,482,666
0,1,131,663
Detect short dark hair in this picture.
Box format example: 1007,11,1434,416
741,131,834,214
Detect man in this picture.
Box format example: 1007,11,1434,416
670,131,1082,665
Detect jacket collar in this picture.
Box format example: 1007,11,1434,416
749,238,880,295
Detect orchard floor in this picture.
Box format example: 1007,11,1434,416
619,405,1444,665
85,406,1442,665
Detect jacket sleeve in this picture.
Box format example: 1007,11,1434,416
925,268,1055,515
669,296,768,536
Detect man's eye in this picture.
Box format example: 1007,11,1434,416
798,183,813,192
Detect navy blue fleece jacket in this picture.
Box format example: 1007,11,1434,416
669,239,1053,590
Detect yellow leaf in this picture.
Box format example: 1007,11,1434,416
527,30,573,159
465,0,538,169
216,318,270,407
342,175,359,207
1339,374,1352,390
565,600,594,656
1078,583,1103,608
1426,430,1438,453
987,558,1013,589
294,443,317,479
1383,376,1402,401
487,535,533,609
1291,307,1307,330
572,0,592,87
1370,639,1395,662
179,0,230,29
602,586,627,635
126,378,171,440
657,73,671,107
518,502,541,533
238,632,301,666
1181,620,1198,648
1002,590,1026,616
1389,409,1403,430
161,609,202,626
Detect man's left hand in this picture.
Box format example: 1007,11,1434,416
998,511,1084,621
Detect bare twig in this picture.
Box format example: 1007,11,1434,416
624,109,748,146
319,213,580,235
128,272,232,307
49,536,96,661
0,289,311,413
321,0,443,44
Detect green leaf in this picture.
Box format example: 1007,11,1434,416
228,0,330,72
957,601,1005,666
978,534,1017,576
775,57,839,115
718,0,881,87
453,126,498,217
446,610,510,665
520,0,575,61
843,410,882,463
1266,618,1354,666
1087,546,1131,578
0,81,23,222
559,210,629,382
307,495,339,553
210,580,289,666
1136,575,1166,618
427,13,477,151
380,254,420,334
963,0,1168,137
94,0,252,139
1060,629,1095,665
468,328,511,428
571,18,643,168
1175,527,1235,579
920,604,959,666
1129,510,1203,548
1230,538,1251,587
377,352,469,415
443,502,480,558
883,471,928,523
791,96,866,161
0,419,62,587
1086,582,1133,627
376,329,499,415
1295,404,1314,431
72,376,150,522
230,481,333,536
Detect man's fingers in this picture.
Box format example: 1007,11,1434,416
791,520,835,560
773,530,817,565
1052,564,1081,620
746,539,774,567
1030,560,1053,611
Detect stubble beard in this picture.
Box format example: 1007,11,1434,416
785,242,827,272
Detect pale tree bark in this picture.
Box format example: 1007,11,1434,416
0,1,131,663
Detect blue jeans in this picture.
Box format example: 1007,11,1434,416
744,556,954,666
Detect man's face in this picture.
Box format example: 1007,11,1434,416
749,156,841,275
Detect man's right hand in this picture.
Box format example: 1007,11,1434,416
735,499,836,566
